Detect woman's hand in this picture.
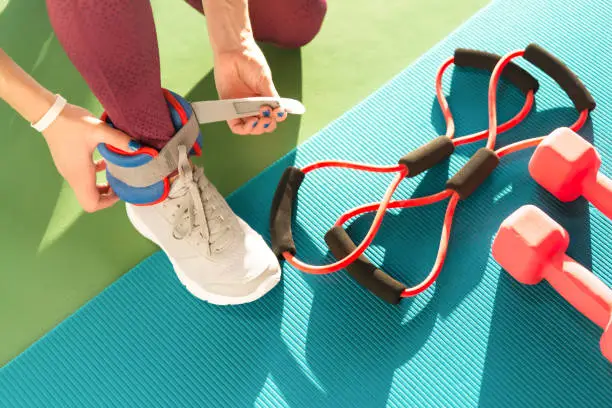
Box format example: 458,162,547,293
201,0,286,135
42,104,133,212
1,49,133,213
214,41,287,135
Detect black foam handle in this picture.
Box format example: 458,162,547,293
398,136,455,177
446,148,500,200
325,226,407,305
523,43,596,112
270,166,305,258
454,48,540,95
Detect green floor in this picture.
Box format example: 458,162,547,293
0,0,487,365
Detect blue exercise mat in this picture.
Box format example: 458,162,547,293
1,0,611,406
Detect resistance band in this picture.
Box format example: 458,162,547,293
270,44,595,304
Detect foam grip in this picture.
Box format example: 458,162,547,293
523,43,596,112
270,166,305,258
454,48,540,95
325,226,407,304
398,136,455,177
446,148,500,199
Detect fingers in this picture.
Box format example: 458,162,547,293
228,117,259,135
70,160,120,213
227,105,285,135
92,122,133,151
92,184,120,211
75,184,119,213
228,118,249,135
271,106,287,122
95,186,120,210
259,106,285,131
72,185,101,213
251,115,276,135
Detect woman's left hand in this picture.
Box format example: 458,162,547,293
213,40,287,135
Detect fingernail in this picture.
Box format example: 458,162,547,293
128,140,141,151
253,121,259,128
277,112,284,118
263,110,271,118
264,123,270,129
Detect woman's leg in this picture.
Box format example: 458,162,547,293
185,0,327,48
45,0,175,149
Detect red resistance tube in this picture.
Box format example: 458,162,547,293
282,55,535,276
282,49,590,300
326,50,588,299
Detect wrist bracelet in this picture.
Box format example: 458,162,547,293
31,94,67,132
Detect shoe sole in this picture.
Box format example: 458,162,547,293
126,205,281,306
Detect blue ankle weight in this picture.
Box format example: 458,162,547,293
98,90,203,205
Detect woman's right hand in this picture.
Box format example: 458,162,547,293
1,49,135,212
42,104,134,213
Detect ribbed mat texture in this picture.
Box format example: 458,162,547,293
1,0,611,406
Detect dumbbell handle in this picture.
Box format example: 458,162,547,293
544,254,612,329
583,172,612,219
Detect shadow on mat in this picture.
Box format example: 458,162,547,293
296,164,447,406
185,43,303,197
429,70,610,402
476,122,612,404
270,82,601,404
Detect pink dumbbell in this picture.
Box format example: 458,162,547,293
492,205,612,363
529,127,611,219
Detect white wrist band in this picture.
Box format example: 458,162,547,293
31,94,67,132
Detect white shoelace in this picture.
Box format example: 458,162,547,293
169,146,236,254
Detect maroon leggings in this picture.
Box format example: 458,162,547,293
46,0,326,149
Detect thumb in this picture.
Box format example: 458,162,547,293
258,72,280,98
94,123,135,151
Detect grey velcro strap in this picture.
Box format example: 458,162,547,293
105,113,200,188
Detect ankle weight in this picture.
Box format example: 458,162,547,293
98,90,203,205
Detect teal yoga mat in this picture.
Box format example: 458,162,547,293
1,0,611,406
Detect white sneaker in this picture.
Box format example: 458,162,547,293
126,145,281,305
